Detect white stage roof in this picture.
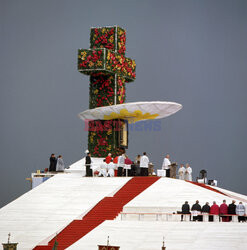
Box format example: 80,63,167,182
78,101,182,123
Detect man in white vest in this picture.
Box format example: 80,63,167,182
162,154,171,177
140,152,149,176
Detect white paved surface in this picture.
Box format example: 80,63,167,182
123,178,247,213
0,174,130,249
1,175,246,249
68,220,247,250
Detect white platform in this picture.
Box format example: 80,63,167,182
123,178,247,214
0,173,247,249
0,173,130,249
68,220,247,250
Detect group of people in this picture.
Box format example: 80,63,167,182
162,154,192,181
181,200,246,222
85,152,151,177
85,151,194,179
49,154,65,172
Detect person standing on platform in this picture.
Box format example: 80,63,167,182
113,155,119,176
117,154,125,176
49,154,57,172
185,163,192,181
228,200,236,221
56,155,65,172
178,164,185,180
191,200,202,221
236,202,246,222
134,154,141,176
140,152,149,176
124,156,132,176
220,200,229,222
135,154,141,165
181,201,191,221
209,201,220,222
162,154,171,177
85,152,92,177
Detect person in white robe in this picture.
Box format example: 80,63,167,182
99,160,108,177
117,154,125,176
107,161,116,177
162,154,171,177
56,155,65,172
178,164,186,180
184,163,192,181
140,152,149,176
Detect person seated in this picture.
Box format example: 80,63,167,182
181,201,191,221
236,202,246,222
99,159,108,177
107,160,116,177
228,200,236,222
201,202,210,221
220,200,229,222
191,200,202,221
209,201,220,222
105,153,112,164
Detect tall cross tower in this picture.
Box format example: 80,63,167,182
78,26,136,157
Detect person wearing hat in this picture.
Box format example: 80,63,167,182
85,152,92,177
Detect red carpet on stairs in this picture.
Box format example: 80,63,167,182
187,181,227,196
33,177,159,250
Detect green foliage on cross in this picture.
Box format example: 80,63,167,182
78,26,136,82
77,26,136,157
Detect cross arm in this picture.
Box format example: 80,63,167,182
78,48,136,82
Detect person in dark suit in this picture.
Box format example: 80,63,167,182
191,200,202,221
228,200,236,221
202,202,210,221
49,154,57,172
85,152,92,177
181,201,191,221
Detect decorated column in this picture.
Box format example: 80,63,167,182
78,26,136,157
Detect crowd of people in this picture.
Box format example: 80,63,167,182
180,200,246,222
85,152,151,177
85,151,193,179
49,154,65,172
162,154,192,180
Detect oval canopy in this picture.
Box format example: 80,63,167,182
78,101,182,123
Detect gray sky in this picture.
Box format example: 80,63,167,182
0,0,247,208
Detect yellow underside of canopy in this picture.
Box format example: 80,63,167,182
103,108,159,123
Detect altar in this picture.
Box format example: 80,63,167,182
157,169,166,177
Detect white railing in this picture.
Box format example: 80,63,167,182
119,212,240,222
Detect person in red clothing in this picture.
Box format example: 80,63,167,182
219,200,229,222
124,156,133,176
105,153,112,164
113,156,119,176
209,201,220,222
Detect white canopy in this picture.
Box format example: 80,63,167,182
78,101,182,123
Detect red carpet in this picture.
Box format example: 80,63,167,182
187,181,227,196
33,177,159,250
